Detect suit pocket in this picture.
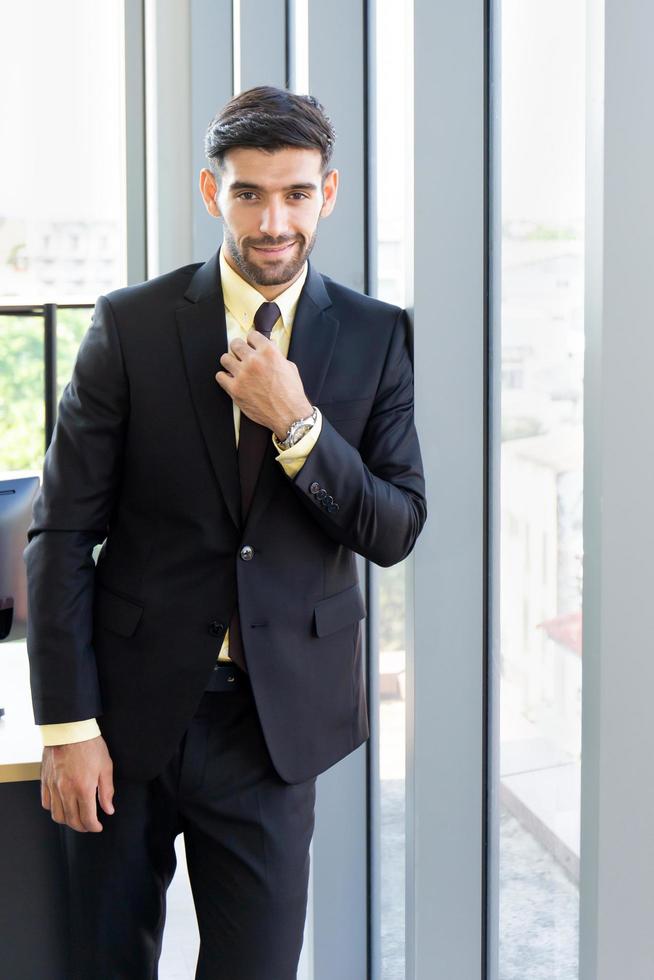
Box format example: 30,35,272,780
95,585,144,638
313,583,366,638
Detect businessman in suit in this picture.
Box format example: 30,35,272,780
24,86,426,979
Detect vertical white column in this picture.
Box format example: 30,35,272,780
190,0,233,262
580,0,654,976
144,0,193,276
288,0,309,94
124,0,147,285
239,0,286,91
409,0,487,977
307,0,367,292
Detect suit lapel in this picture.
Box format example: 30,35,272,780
243,261,339,535
176,250,242,530
175,252,339,535
286,261,340,403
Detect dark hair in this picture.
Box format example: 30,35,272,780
204,86,336,175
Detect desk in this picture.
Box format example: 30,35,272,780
0,642,69,979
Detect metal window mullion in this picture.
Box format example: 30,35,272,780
190,0,233,262
408,0,488,977
366,560,381,980
485,0,503,974
43,304,57,451
365,0,381,976
580,0,654,977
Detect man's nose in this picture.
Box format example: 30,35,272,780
259,201,289,238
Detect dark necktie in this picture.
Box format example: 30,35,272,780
228,301,281,672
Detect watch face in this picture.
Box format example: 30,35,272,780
284,426,307,447
282,409,316,448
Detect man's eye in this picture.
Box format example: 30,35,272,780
289,193,309,200
237,192,257,201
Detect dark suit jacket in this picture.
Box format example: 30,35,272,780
24,248,427,783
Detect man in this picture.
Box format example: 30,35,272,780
24,86,426,979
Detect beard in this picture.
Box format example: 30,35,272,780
222,224,317,287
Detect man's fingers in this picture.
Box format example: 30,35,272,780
41,749,53,810
219,351,240,373
49,786,67,825
229,337,252,358
49,778,99,833
98,767,115,817
60,790,90,833
215,369,234,390
244,329,270,349
232,332,273,353
78,792,104,833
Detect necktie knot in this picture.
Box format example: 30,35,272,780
253,301,281,339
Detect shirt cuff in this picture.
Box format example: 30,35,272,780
39,718,102,746
218,628,231,661
273,408,323,478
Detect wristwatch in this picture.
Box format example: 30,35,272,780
276,406,318,450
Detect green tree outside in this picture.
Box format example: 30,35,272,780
0,308,91,473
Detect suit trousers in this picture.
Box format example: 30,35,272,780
58,665,317,980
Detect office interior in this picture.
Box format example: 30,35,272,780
0,1,651,978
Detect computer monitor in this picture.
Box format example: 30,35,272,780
0,473,40,643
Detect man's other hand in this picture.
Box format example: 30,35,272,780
41,735,115,833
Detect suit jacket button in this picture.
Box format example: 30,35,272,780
328,502,339,513
240,545,255,561
309,482,320,494
208,621,224,636
322,494,334,507
316,489,327,500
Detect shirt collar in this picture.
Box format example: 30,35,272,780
219,246,308,333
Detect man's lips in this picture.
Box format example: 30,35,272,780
250,241,297,257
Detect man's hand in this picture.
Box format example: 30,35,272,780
216,331,313,439
41,735,115,833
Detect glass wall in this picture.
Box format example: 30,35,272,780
0,0,128,797
494,1,585,976
1,0,127,469
0,0,127,490
0,0,127,304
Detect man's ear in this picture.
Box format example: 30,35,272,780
199,168,222,218
320,169,339,218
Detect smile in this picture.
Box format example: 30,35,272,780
251,242,296,257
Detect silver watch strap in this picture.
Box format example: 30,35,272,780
278,406,318,449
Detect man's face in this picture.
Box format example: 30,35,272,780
199,146,338,292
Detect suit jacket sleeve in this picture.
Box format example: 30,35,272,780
24,295,129,725
289,309,427,567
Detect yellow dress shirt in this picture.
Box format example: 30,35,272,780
39,250,323,746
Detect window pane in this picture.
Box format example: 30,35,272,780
0,1,126,303
0,315,45,471
56,308,93,401
493,1,585,977
0,306,91,475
